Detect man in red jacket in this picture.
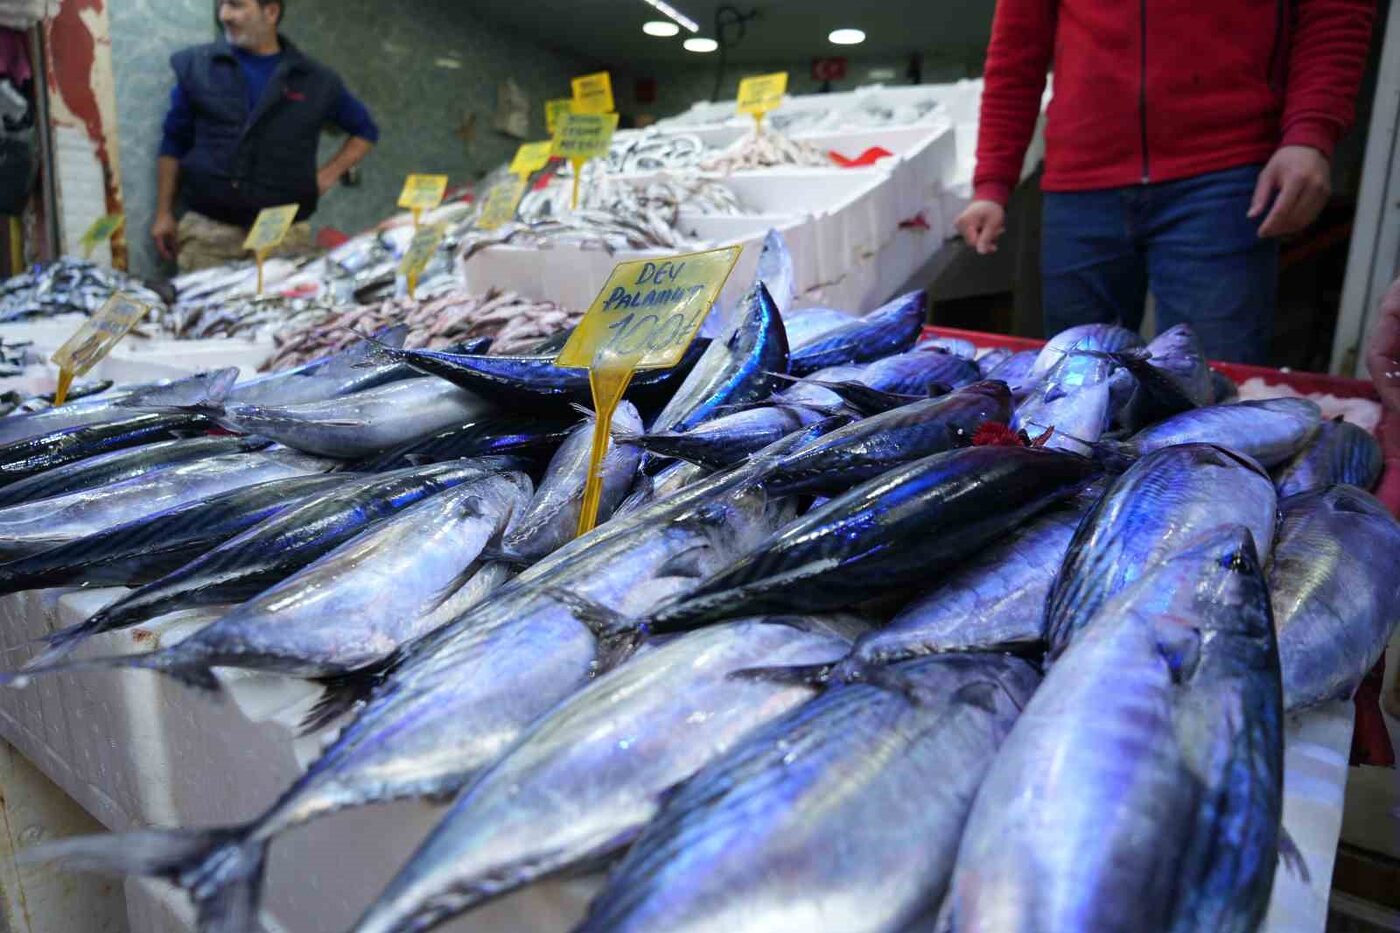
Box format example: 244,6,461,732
955,0,1374,364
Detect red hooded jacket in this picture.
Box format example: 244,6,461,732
972,0,1376,205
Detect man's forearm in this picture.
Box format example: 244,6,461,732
320,137,374,184
156,155,180,218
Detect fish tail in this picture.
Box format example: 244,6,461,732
1089,439,1137,473
729,661,838,688
21,825,269,933
349,329,407,370
300,662,394,734
7,644,220,692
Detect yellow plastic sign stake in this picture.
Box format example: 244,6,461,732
551,112,619,211
510,140,554,178
50,292,152,405
571,71,614,115
79,213,125,260
478,176,529,232
737,71,788,131
545,97,574,135
243,204,298,297
555,245,743,536
398,174,449,228
399,223,447,299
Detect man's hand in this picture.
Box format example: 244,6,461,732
317,167,340,196
955,200,1007,255
1366,277,1400,412
151,211,178,261
1249,145,1332,238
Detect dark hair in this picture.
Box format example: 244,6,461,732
258,0,284,24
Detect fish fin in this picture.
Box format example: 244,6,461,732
370,323,410,349
729,662,837,688
202,367,241,406
301,663,392,735
349,330,407,369
1153,620,1203,685
21,825,268,933
949,680,1001,714
568,402,598,421
476,545,532,569
541,586,634,637
594,628,646,676
1089,439,1137,472
1277,828,1311,883
765,371,803,383
656,544,712,579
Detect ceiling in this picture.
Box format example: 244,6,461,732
469,0,994,67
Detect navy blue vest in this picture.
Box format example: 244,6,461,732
171,37,341,227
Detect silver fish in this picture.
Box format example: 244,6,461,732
579,653,1039,933
950,527,1283,933
1270,484,1400,711
1013,352,1117,454
614,460,712,518
502,402,643,560
1107,398,1321,469
1045,443,1277,657
1028,323,1144,380
783,307,858,349
220,377,495,459
353,619,851,933
1272,418,1383,498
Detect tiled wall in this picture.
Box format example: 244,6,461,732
108,0,593,278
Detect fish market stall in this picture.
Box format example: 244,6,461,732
0,247,1392,933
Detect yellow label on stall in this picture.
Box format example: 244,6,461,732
396,174,449,212
556,245,742,371
571,71,614,115
550,112,619,161
242,204,299,253
399,222,447,298
509,141,554,177
737,72,788,123
477,176,529,231
557,245,742,536
50,292,151,378
545,97,574,134
79,213,125,259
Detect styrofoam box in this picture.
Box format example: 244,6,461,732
0,582,1351,933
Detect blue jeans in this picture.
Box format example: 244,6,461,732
1041,164,1278,365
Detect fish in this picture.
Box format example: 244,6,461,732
1101,398,1322,469
0,368,236,447
0,448,333,561
18,460,514,673
527,326,576,355
1272,418,1383,498
578,653,1040,933
217,377,495,460
788,291,926,376
0,474,356,595
651,445,1098,629
0,434,272,508
984,350,1039,399
501,403,644,560
617,405,821,469
0,411,216,487
1211,368,1240,403
351,414,577,472
649,283,790,434
1112,323,1213,430
15,470,793,933
759,382,1013,496
1044,443,1278,657
755,228,796,316
948,526,1283,933
353,336,709,415
917,335,978,358
783,306,857,349
1013,351,1118,454
66,472,534,685
224,327,425,407
975,346,1013,375
1270,485,1400,711
614,460,711,518
1027,322,1144,380
351,619,851,933
859,349,982,394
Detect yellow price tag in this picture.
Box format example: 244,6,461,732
571,71,614,115
50,292,152,403
551,112,618,160
545,98,574,135
397,174,449,212
737,72,788,126
510,141,554,178
399,223,447,299
478,176,528,232
243,204,299,253
79,214,124,260
557,246,742,536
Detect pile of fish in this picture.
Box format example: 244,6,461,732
700,127,832,173
262,288,579,370
0,258,166,323
1,231,1395,933
602,130,709,174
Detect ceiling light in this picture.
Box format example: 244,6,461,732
683,37,719,53
643,20,680,37
828,28,866,45
641,0,699,33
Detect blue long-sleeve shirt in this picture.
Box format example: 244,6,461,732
160,46,378,159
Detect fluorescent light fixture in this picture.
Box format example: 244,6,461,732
868,67,897,80
641,0,699,33
434,57,463,69
683,37,719,52
828,28,866,45
643,20,680,37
